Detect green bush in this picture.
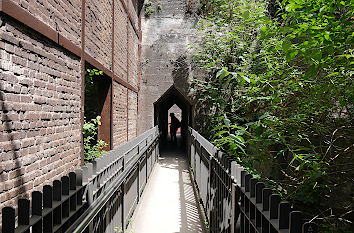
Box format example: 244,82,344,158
144,1,155,17
83,116,107,164
192,0,353,231
84,68,107,164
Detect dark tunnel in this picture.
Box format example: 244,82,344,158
154,85,193,148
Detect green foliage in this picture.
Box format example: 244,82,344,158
85,69,103,120
157,2,162,12
83,116,107,164
144,1,155,17
84,68,107,164
192,0,353,231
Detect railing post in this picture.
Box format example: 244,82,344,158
53,180,62,225
208,153,214,232
231,182,237,233
43,185,53,232
290,211,302,233
303,222,318,233
269,194,281,219
69,172,78,212
2,206,15,233
255,182,264,228
278,201,291,229
32,191,43,232
18,198,30,233
262,188,272,211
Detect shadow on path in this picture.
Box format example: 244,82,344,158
127,135,204,233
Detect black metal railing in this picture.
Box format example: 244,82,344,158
1,126,159,233
188,127,318,233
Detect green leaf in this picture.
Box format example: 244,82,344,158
286,50,299,62
217,68,230,80
282,40,292,53
223,118,231,127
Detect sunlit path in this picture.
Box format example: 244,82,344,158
127,138,205,233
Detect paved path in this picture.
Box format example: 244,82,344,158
127,144,205,233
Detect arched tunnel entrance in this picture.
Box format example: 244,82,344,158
154,85,193,147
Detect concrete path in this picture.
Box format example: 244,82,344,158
127,143,205,233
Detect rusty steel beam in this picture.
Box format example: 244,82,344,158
1,0,58,43
84,52,137,93
119,0,140,38
0,0,138,94
126,18,130,141
111,0,115,149
58,34,81,57
80,0,86,166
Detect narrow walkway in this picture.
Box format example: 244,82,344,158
127,139,205,233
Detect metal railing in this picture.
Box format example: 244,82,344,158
188,127,318,233
1,126,159,233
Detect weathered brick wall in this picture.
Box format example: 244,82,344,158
128,24,139,89
0,15,81,210
128,90,138,140
127,0,139,29
113,82,128,147
10,0,82,47
85,0,112,70
0,0,141,221
114,0,128,81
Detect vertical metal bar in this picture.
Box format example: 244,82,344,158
2,207,15,233
80,0,86,166
231,183,236,233
62,176,70,218
255,183,264,228
18,199,30,231
43,185,53,232
302,222,318,233
32,191,43,232
111,0,115,149
290,211,303,233
262,188,272,211
53,180,63,225
269,194,281,219
279,201,291,229
250,178,258,198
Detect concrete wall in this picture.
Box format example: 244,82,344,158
138,0,200,134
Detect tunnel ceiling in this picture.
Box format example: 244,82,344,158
154,85,193,110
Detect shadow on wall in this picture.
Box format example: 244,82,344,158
0,89,26,208
172,55,190,93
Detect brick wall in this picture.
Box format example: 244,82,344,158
128,24,139,89
85,0,113,70
10,0,82,47
0,0,141,221
127,0,139,29
114,0,128,81
0,15,81,210
128,90,138,140
113,82,128,147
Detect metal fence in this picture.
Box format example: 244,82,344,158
1,126,159,233
188,127,318,233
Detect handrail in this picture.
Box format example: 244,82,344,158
68,128,159,232
1,126,160,233
188,127,318,233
